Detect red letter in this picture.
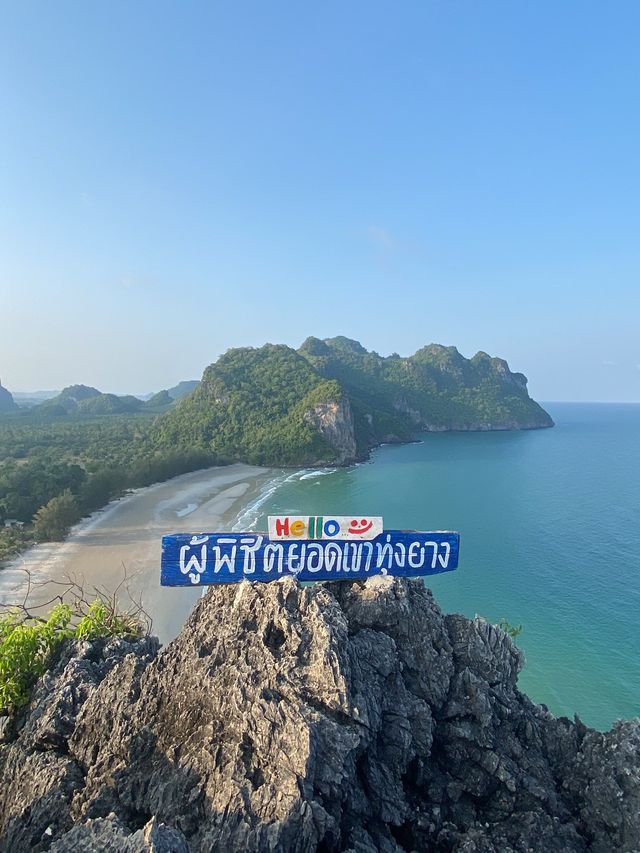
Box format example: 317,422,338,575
275,518,290,536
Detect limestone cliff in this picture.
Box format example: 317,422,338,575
303,397,357,464
1,578,637,852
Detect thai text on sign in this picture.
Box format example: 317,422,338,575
160,530,460,586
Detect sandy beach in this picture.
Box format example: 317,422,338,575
0,464,275,643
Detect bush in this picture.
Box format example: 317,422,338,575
32,489,80,541
498,617,523,639
0,589,149,714
0,603,72,711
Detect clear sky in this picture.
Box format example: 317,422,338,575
2,1,639,401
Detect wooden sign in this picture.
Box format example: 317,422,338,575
268,515,383,540
160,530,459,586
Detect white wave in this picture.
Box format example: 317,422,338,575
231,469,309,532
299,468,337,480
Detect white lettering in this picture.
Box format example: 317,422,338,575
210,537,237,574
179,544,207,584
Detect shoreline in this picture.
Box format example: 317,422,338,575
0,463,282,644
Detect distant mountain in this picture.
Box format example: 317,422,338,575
24,381,179,417
0,381,18,413
154,338,553,466
34,385,144,416
144,389,173,408
11,390,59,407
167,380,199,400
132,381,199,402
77,393,143,415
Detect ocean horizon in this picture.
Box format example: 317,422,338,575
243,402,640,731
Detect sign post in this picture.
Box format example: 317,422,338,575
161,514,459,586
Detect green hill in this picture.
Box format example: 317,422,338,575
167,380,199,400
298,336,553,455
154,345,348,466
144,389,173,409
34,385,145,416
155,338,552,466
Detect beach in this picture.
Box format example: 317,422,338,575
0,464,275,644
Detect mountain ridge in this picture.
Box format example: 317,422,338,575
31,384,174,416
155,337,553,466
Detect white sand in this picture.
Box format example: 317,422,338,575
0,464,274,643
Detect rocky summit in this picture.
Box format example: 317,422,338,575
0,577,638,853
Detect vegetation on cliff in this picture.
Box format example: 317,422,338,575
157,337,553,463
0,580,149,714
299,336,553,453
0,577,636,852
154,344,344,466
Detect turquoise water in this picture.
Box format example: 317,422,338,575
250,404,640,730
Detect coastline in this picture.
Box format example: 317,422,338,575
0,463,280,644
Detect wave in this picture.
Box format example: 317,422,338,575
298,468,337,480
231,469,310,532
231,465,338,532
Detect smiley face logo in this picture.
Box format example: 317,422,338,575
348,518,374,536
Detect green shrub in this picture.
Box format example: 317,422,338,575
33,489,80,541
0,595,146,714
498,617,523,639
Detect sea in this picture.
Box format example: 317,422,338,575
239,403,640,731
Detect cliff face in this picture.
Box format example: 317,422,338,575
299,338,554,448
0,383,18,414
2,578,637,853
303,397,357,464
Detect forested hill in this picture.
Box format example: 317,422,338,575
33,384,174,416
154,338,553,466
154,345,348,467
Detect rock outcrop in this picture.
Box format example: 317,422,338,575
0,577,638,852
304,397,357,464
0,381,18,413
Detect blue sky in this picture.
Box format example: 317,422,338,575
2,1,639,401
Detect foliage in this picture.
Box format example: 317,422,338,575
0,408,216,560
154,345,341,465
298,336,553,450
498,617,523,639
0,603,72,712
33,489,79,541
0,575,149,713
0,527,34,563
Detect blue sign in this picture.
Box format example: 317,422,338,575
161,530,459,586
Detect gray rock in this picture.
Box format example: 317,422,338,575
0,576,638,852
49,814,189,852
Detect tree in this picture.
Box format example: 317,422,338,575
33,490,79,542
